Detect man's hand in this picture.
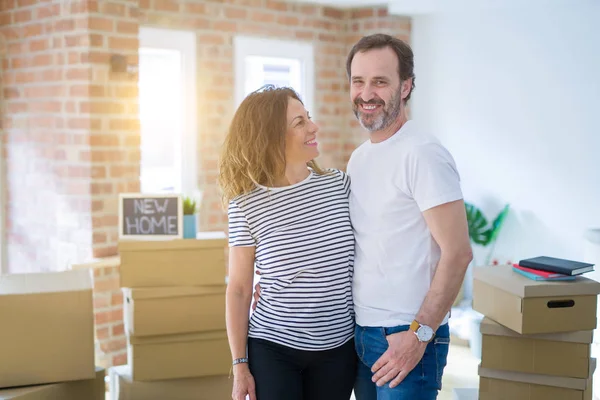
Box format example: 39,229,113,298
251,270,261,311
371,330,427,388
251,283,261,311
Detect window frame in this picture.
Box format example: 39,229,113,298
233,36,315,114
138,26,198,196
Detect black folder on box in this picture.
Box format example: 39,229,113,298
518,256,594,276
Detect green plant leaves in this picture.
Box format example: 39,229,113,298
183,196,197,215
488,204,510,243
465,202,490,245
465,202,510,246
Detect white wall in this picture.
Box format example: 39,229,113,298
411,2,600,265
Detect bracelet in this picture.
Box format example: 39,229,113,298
232,357,248,366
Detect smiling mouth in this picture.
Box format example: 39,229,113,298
360,103,382,112
304,139,317,146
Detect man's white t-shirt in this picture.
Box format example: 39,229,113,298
347,120,463,327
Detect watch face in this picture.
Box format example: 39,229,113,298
417,325,434,342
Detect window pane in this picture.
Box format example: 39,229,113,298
138,48,183,193
244,56,304,101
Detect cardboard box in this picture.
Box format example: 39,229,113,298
109,365,232,400
118,233,227,288
480,317,592,378
0,366,105,400
478,358,595,400
473,265,600,334
123,285,226,336
128,330,231,381
0,269,95,388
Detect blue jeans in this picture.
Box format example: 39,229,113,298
354,323,450,400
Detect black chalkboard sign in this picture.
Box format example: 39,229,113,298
118,194,183,239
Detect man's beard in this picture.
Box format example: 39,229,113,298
353,89,402,132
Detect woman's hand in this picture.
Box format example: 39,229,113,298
232,364,256,400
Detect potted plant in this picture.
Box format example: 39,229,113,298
183,196,197,239
464,202,510,358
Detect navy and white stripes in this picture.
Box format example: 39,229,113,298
228,169,355,351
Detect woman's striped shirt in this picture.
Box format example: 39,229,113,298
228,169,355,351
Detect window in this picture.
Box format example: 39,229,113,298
138,27,197,195
234,36,314,113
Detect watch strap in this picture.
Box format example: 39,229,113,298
410,319,420,333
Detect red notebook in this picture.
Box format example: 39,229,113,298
512,263,571,279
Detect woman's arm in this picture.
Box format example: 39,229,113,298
226,245,257,400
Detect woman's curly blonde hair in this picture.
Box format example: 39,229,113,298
218,86,325,205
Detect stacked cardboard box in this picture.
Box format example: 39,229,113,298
0,269,106,399
473,264,600,399
109,365,231,400
112,232,232,399
0,368,106,400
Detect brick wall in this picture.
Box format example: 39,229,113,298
88,258,127,369
2,1,410,274
0,3,8,272
1,0,96,273
87,0,140,259
0,0,140,273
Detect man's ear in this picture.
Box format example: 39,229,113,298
401,78,413,101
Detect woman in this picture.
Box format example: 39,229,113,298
218,85,356,400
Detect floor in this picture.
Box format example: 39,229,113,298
438,343,480,399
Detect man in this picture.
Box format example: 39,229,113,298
346,34,472,400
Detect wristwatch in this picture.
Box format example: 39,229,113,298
410,320,435,343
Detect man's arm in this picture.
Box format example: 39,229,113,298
415,198,473,331
370,199,472,388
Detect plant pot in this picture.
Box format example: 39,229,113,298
183,214,196,239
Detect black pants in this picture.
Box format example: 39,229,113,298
248,337,357,400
